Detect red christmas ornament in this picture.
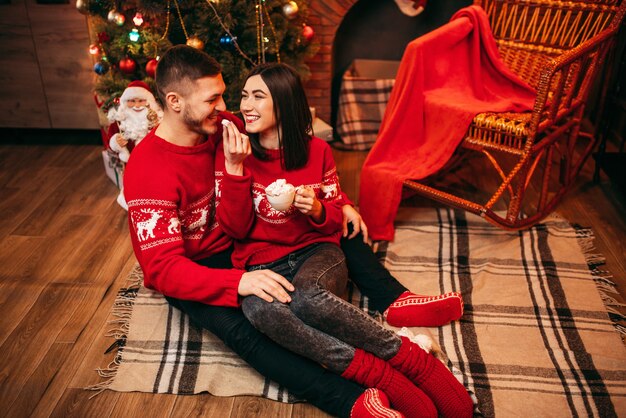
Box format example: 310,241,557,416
119,57,137,74
302,25,315,42
97,32,110,43
145,59,158,78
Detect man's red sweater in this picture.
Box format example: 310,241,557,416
123,112,253,307
215,137,347,269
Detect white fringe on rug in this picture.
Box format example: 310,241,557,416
575,225,626,338
86,265,143,397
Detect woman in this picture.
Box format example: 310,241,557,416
216,63,473,418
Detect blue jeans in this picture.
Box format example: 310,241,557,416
242,243,401,374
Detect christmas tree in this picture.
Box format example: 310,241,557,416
78,0,319,112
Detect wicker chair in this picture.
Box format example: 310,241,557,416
403,0,626,229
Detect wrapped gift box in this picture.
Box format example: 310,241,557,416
102,149,124,189
336,59,399,150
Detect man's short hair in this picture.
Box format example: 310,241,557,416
155,45,222,105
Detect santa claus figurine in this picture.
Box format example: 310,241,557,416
107,80,163,210
107,80,163,163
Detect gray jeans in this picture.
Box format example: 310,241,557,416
242,243,401,374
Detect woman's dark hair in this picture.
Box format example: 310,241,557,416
245,63,313,170
155,45,222,105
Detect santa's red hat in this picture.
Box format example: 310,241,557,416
120,80,160,110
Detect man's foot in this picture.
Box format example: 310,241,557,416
343,349,437,418
351,388,405,418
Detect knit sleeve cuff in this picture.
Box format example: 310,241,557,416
339,190,354,207
222,166,252,185
307,201,342,234
204,268,243,307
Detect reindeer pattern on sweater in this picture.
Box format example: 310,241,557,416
128,192,219,251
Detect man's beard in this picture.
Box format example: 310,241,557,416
119,107,151,142
183,106,217,136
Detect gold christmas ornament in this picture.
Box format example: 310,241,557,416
76,0,89,14
186,36,205,50
107,10,118,22
282,1,299,19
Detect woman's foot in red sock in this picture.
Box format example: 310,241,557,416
388,337,473,418
384,291,463,327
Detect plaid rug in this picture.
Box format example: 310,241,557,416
91,208,626,417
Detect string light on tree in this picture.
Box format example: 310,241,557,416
129,28,140,42
133,12,144,26
89,43,100,55
255,1,265,62
152,0,172,63
172,0,203,50
219,34,236,51
262,2,281,62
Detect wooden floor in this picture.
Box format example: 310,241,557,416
0,144,624,418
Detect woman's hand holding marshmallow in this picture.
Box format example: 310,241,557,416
222,119,251,176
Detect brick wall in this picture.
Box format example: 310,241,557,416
304,0,358,123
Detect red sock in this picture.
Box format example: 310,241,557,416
384,291,464,327
342,349,437,418
351,388,405,418
388,337,473,418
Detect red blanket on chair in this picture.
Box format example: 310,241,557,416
358,5,536,241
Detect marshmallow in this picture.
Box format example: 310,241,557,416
266,179,295,196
